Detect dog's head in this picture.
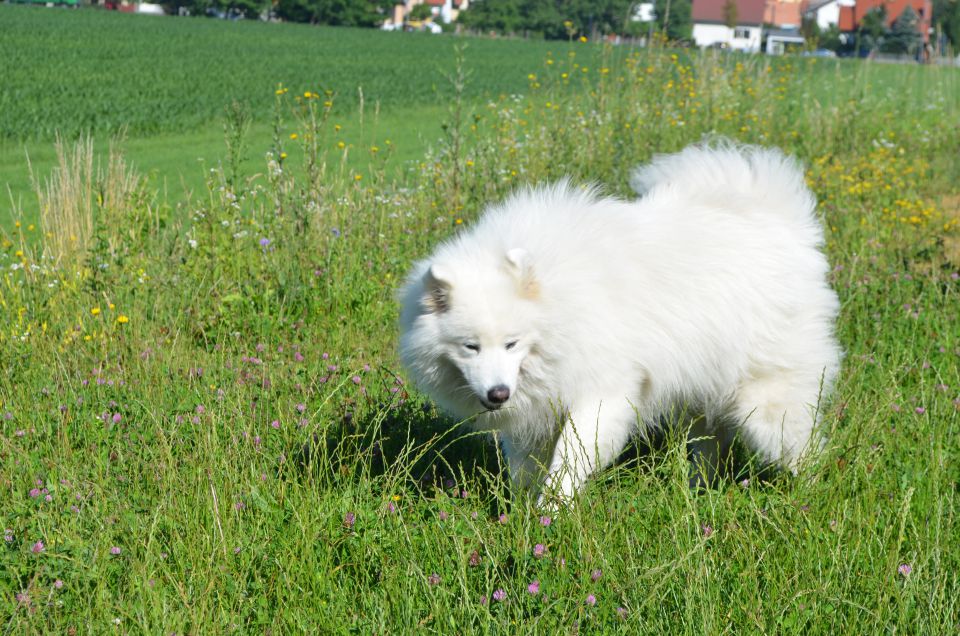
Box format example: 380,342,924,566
399,248,541,415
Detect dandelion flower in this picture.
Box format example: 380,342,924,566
116,315,129,324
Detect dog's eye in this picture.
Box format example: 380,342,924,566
464,343,480,353
505,340,518,350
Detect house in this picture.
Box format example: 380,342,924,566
804,0,856,30
692,0,802,51
384,0,469,30
765,27,806,53
836,0,932,42
692,0,768,51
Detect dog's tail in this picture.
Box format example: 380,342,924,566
630,140,817,228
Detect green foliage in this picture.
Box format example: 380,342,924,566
858,6,887,52
932,0,960,48
274,0,387,26
819,23,843,51
883,5,922,55
409,3,434,21
653,0,693,41
458,0,636,39
800,15,819,46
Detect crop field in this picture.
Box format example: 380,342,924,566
2,5,960,633
0,5,601,219
0,5,592,141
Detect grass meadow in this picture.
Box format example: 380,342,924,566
2,6,960,633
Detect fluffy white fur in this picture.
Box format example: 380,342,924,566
398,142,841,502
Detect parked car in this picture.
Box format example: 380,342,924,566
801,49,837,58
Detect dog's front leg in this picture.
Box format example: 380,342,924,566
499,434,548,492
539,398,635,507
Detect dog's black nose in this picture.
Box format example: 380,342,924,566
487,385,511,405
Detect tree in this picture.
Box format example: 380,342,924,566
274,0,390,25
160,0,268,18
857,5,887,53
653,0,693,41
722,0,738,29
819,23,843,51
800,14,820,47
457,0,525,33
884,5,921,54
409,4,434,21
932,0,960,49
459,0,636,39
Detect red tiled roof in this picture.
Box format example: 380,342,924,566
838,5,855,30
764,0,802,27
692,0,768,24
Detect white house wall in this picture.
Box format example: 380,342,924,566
814,1,839,29
693,23,763,52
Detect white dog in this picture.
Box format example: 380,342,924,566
399,142,841,502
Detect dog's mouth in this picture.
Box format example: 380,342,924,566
480,400,502,412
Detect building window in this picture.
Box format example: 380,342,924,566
733,27,751,39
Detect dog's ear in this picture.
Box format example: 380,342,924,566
505,248,539,300
422,264,452,313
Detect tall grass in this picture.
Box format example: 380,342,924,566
31,135,151,269
1,45,958,633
